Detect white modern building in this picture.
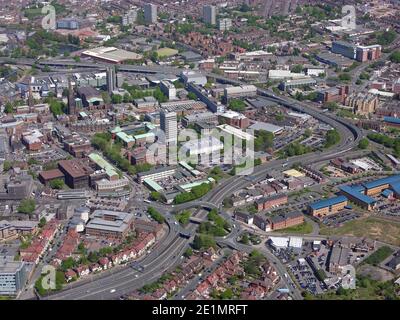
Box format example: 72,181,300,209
268,236,289,250
181,136,223,157
181,71,207,86
0,258,28,296
268,69,308,80
106,66,116,94
305,66,326,77
137,166,177,183
122,8,138,26
217,124,254,142
224,85,258,100
95,177,130,191
160,110,178,144
218,18,232,31
159,80,177,100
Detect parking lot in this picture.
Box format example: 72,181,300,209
86,197,128,211
28,146,69,163
288,259,327,295
321,210,361,227
377,201,400,218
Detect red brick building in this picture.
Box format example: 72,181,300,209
256,194,288,212
269,212,304,231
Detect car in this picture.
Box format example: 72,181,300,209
110,289,116,293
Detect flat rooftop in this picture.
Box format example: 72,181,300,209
309,195,348,210
82,46,143,63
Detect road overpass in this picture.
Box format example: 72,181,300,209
21,58,363,300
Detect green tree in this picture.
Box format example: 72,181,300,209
291,64,303,73
358,138,369,150
150,191,162,202
17,199,36,214
324,129,340,148
147,207,165,224
325,102,338,111
220,288,233,300
4,102,14,114
376,30,397,46
389,51,400,63
304,128,313,138
338,73,351,82
193,234,216,250
111,94,123,104
184,248,193,258
240,233,249,245
3,160,12,171
38,217,46,228
187,92,197,100
123,92,131,103
27,158,39,166
176,210,191,226
49,179,65,190
228,99,246,112
60,257,76,271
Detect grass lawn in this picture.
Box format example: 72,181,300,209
156,48,179,58
320,217,400,246
277,222,313,234
24,8,42,19
362,246,394,266
310,275,399,300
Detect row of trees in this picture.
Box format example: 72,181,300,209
112,87,168,104
91,133,152,176
147,207,165,224
281,141,312,157
367,133,400,156
174,183,213,204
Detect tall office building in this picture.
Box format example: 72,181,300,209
160,110,177,144
203,5,217,25
257,0,299,17
106,66,116,94
27,85,34,108
67,78,77,115
144,3,157,24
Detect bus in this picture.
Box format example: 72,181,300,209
179,232,191,239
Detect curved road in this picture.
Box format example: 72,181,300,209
32,62,363,300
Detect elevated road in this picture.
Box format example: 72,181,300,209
23,58,363,300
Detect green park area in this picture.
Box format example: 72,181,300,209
278,222,313,235
305,275,399,300
156,47,179,58
362,246,394,266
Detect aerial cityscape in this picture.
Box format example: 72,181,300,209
1,0,400,304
